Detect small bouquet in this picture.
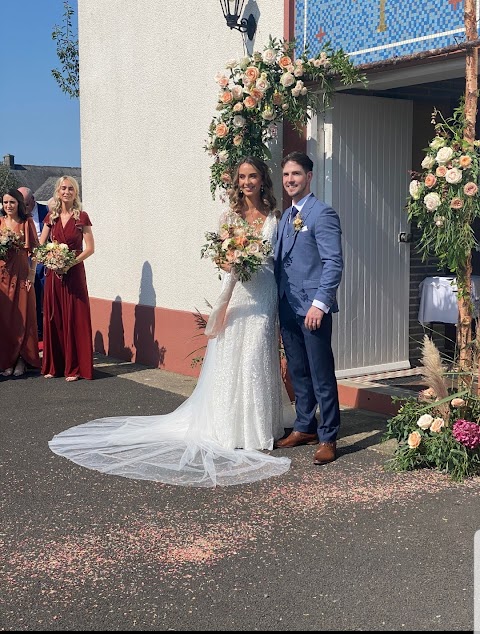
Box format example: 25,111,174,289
0,227,24,260
201,217,272,282
34,241,77,274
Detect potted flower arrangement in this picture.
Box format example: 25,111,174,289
206,36,366,199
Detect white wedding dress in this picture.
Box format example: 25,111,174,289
49,211,292,487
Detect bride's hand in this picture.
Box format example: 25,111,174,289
215,259,232,273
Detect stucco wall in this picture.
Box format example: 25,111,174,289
78,0,284,315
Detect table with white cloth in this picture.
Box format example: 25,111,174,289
418,275,480,324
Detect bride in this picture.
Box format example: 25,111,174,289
49,157,292,487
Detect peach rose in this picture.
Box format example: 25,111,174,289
220,173,231,185
418,387,436,401
278,55,292,69
220,91,233,104
450,197,464,210
233,102,244,113
464,182,478,197
244,66,260,83
408,431,422,449
215,122,228,138
451,398,465,407
233,134,243,146
430,418,445,433
235,235,249,247
424,174,437,188
459,155,472,168
215,73,229,88
250,87,264,101
243,96,257,109
435,165,447,178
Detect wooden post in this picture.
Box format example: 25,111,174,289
458,0,478,373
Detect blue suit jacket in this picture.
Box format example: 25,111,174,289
37,203,49,233
274,194,343,316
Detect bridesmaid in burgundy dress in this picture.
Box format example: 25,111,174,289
0,189,40,376
39,176,95,381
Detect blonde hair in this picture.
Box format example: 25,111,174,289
49,175,82,222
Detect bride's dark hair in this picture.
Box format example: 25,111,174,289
229,156,278,217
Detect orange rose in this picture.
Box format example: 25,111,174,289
424,174,437,188
459,155,472,168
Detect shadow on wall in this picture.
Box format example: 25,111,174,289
133,261,166,367
108,295,133,361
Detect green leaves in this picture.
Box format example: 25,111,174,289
51,1,79,98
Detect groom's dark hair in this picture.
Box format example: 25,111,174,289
281,151,313,173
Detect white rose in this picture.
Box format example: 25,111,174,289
233,115,246,128
231,85,244,100
261,108,275,121
424,192,441,211
409,180,422,200
430,137,446,150
417,414,434,430
46,242,56,250
280,72,295,88
218,150,229,163
225,58,237,69
256,77,270,91
445,167,462,184
262,49,276,65
421,155,436,170
239,56,251,70
434,215,445,227
435,146,454,165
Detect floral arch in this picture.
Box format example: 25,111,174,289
206,37,366,199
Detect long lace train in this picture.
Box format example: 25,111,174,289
49,339,292,487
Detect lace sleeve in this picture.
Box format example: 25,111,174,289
218,208,237,230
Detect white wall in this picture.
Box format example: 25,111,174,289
78,0,284,311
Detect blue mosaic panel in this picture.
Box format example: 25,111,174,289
295,0,468,65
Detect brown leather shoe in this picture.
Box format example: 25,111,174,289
274,430,319,448
313,441,336,465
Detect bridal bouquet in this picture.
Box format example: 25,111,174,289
201,217,272,282
0,227,24,260
34,241,77,274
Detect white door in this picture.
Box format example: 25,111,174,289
310,93,412,377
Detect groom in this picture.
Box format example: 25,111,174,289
274,151,343,465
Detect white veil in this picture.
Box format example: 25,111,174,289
49,339,292,487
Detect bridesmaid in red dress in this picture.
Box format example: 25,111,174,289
0,189,40,376
39,176,95,381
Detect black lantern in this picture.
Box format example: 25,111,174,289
219,0,257,40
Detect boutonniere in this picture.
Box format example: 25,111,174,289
293,214,304,232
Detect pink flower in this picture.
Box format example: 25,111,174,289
452,419,480,450
464,182,478,197
436,166,447,178
450,197,464,210
424,173,437,188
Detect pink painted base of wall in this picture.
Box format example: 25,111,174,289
90,297,205,377
90,297,401,416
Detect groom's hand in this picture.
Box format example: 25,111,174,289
305,306,324,331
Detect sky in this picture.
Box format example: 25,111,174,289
1,0,80,167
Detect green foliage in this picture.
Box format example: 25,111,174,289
0,165,19,198
52,1,79,98
206,36,367,199
384,390,480,481
406,101,480,276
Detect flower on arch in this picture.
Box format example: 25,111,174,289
206,36,366,199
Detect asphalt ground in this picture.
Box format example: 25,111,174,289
0,356,479,631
